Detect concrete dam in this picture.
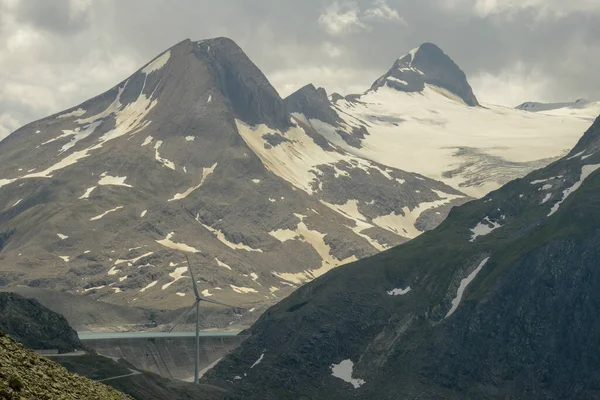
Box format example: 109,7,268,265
80,331,247,380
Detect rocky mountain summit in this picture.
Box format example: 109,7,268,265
0,38,469,325
205,116,600,399
369,42,479,106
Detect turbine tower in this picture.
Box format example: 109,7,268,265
169,255,240,384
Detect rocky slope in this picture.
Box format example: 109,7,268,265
0,37,469,326
288,43,594,197
204,116,600,399
0,330,131,399
0,292,82,353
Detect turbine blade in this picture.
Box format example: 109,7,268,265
168,301,198,333
199,296,240,310
185,254,200,299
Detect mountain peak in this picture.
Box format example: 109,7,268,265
370,42,479,106
285,84,340,126
120,37,292,131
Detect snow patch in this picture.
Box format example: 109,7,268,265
162,266,188,290
156,232,200,253
250,353,264,369
548,164,600,216
79,186,96,199
387,286,411,296
58,255,70,262
114,252,154,266
230,285,258,294
57,108,86,119
201,289,213,297
469,217,503,242
185,136,195,142
541,193,552,204
140,280,158,292
330,359,365,389
57,233,68,240
89,206,124,221
141,136,153,146
140,210,147,217
215,258,232,270
197,215,263,253
98,174,132,187
272,214,357,284
445,257,490,318
567,150,585,160
154,141,176,170
387,76,408,85
141,50,170,74
84,285,105,292
373,190,464,239
168,163,217,201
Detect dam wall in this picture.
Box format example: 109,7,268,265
81,333,247,380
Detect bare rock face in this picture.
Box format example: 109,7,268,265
0,37,468,327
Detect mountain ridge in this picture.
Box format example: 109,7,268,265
204,115,600,399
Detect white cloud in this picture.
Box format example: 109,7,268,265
269,65,379,98
470,62,554,106
364,0,406,25
318,2,367,36
318,1,405,36
440,0,600,18
321,41,344,58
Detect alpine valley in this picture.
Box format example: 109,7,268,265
0,38,594,330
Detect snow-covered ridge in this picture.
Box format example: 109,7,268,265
315,85,591,198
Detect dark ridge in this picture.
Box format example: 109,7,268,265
195,37,292,130
284,84,341,126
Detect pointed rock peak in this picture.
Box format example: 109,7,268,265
185,36,292,130
288,84,330,103
285,84,340,126
370,42,479,107
330,93,345,103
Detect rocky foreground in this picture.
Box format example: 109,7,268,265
0,330,131,400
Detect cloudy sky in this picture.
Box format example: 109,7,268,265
1,0,600,138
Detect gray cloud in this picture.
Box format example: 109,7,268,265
1,0,599,138
15,0,92,34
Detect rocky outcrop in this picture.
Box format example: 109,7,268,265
0,292,81,353
0,330,131,399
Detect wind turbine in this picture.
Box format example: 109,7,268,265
168,255,240,384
